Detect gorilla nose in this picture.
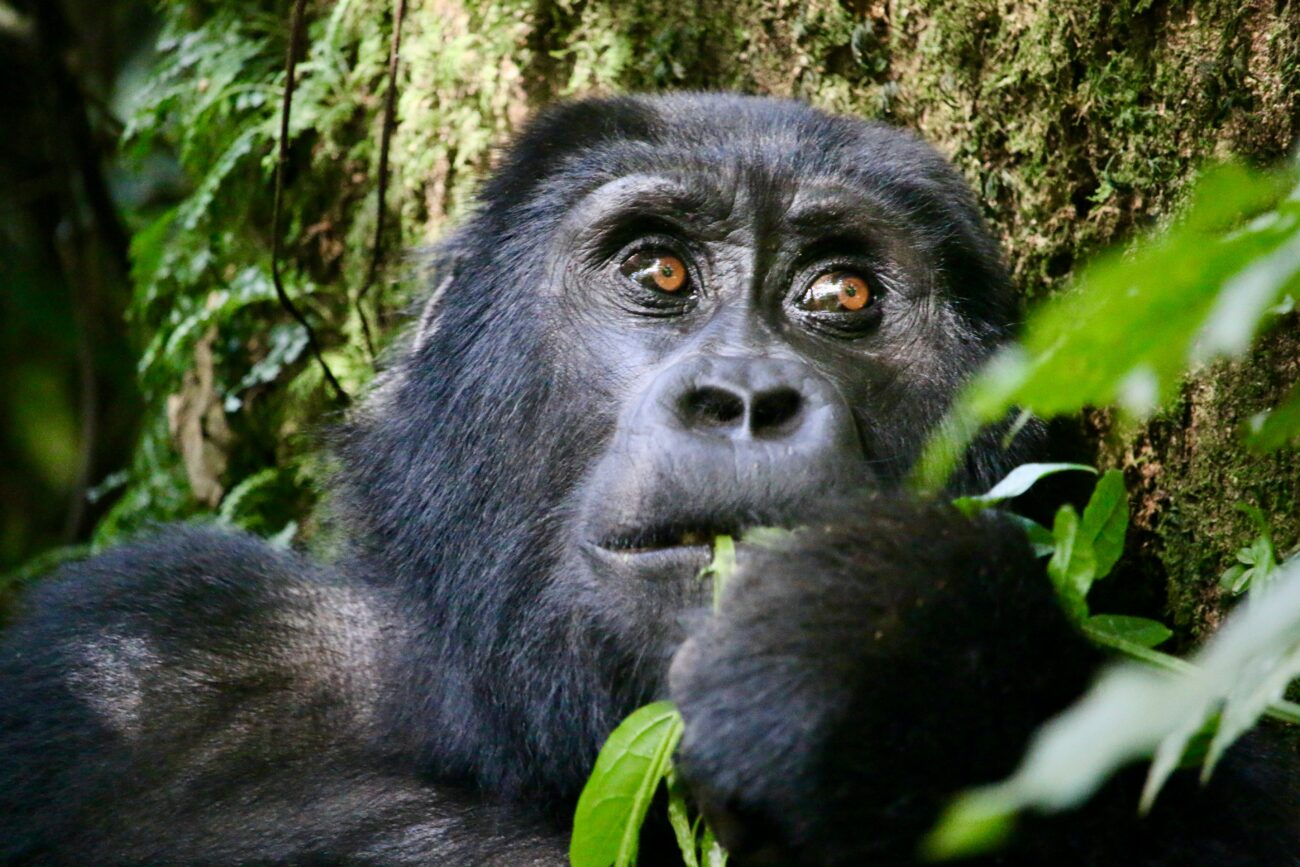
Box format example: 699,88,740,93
677,383,802,439
653,356,855,451
582,355,871,557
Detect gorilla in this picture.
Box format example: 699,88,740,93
1,94,1297,866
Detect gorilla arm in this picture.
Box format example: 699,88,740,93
0,528,567,866
670,497,1300,867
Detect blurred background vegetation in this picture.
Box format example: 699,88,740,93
1,0,1297,635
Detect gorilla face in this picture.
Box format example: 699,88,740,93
544,102,1017,647
337,93,1019,801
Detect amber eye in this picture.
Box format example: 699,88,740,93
620,251,689,293
799,270,872,312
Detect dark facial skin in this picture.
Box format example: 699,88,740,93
551,164,1001,658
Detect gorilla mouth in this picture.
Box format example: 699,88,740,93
598,522,741,555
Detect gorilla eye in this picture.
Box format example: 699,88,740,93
620,251,689,294
799,270,873,312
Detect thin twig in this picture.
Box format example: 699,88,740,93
272,0,349,405
356,0,408,360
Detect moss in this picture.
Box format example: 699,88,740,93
1119,324,1300,636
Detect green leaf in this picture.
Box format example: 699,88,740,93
922,790,1017,862
570,702,684,867
665,770,700,867
1218,504,1279,597
701,826,728,867
1046,505,1093,622
1078,470,1128,581
1043,471,1129,619
1246,382,1300,452
1219,562,1251,596
915,162,1300,491
1200,639,1300,784
1085,615,1172,649
700,536,736,613
1003,513,1056,557
951,462,1096,517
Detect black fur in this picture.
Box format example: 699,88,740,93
1,94,1296,866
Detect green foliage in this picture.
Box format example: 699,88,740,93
72,0,548,557
962,464,1167,647
1083,614,1171,650
570,701,684,867
571,539,737,867
926,556,1300,861
1045,470,1129,622
666,770,727,867
919,160,1300,861
1246,381,1300,452
1219,503,1282,596
914,160,1300,494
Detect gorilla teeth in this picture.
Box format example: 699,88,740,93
605,524,734,553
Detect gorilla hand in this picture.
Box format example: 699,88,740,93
669,497,1095,866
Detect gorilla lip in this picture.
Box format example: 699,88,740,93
596,522,740,555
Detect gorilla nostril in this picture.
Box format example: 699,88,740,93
680,386,747,429
750,388,802,436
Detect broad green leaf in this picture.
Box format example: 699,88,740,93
1084,615,1172,649
928,557,1300,859
1078,470,1128,581
951,462,1096,517
1046,505,1092,622
1044,471,1129,619
1246,382,1300,452
570,702,684,867
573,538,736,867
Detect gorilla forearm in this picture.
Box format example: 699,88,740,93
33,765,566,865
